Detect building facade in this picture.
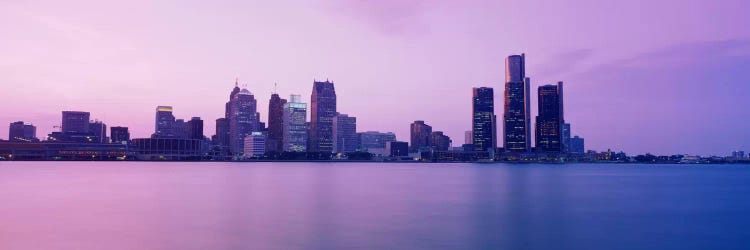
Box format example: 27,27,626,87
110,127,130,144
243,132,266,157
503,54,532,152
8,121,37,142
283,95,307,152
154,106,176,138
536,82,565,152
358,131,397,152
267,93,287,152
386,141,409,157
430,131,451,151
309,80,337,153
333,113,357,153
410,120,432,152
229,88,259,156
570,136,585,155
62,111,90,134
472,87,496,155
187,117,204,140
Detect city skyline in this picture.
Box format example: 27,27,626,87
2,0,750,155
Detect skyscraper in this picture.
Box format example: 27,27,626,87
62,111,90,134
267,93,287,152
472,87,496,155
220,80,241,150
503,54,531,152
187,117,204,140
562,123,571,153
333,113,357,154
536,82,565,152
283,95,307,152
8,121,37,142
410,120,432,152
310,80,337,153
154,106,176,138
110,126,130,144
229,87,259,155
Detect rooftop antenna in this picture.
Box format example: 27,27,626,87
273,82,278,94
235,77,239,87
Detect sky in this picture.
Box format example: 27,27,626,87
1,0,749,156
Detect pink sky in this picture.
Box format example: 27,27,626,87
1,0,749,155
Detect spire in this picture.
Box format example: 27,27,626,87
235,78,239,88
274,82,278,94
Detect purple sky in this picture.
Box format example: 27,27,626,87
1,0,749,155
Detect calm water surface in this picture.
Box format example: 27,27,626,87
1,162,749,250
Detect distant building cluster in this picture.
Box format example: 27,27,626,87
2,53,744,163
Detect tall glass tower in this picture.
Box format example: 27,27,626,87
503,54,531,153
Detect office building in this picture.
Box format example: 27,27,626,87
187,117,204,140
267,93,287,152
110,127,130,144
562,123,571,153
8,121,37,142
309,80,337,153
386,141,409,157
62,111,90,134
430,131,451,151
333,113,357,153
283,95,307,152
229,87,259,155
570,136,585,155
358,131,397,151
410,120,432,152
243,132,266,157
503,54,531,152
472,87,496,154
154,106,176,138
536,82,565,152
89,121,108,143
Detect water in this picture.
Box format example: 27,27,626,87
1,162,749,250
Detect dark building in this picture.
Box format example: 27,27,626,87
430,131,451,151
267,93,287,152
570,136,585,155
503,54,531,152
110,127,130,144
333,113,357,153
535,82,565,152
53,111,104,143
8,121,37,142
472,87,496,155
410,120,432,152
386,141,409,157
130,138,205,161
310,80,337,153
187,117,204,140
153,106,176,138
214,118,229,155
229,87,259,155
89,121,108,143
62,111,90,134
174,119,187,139
0,141,126,160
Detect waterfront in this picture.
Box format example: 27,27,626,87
1,162,749,250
